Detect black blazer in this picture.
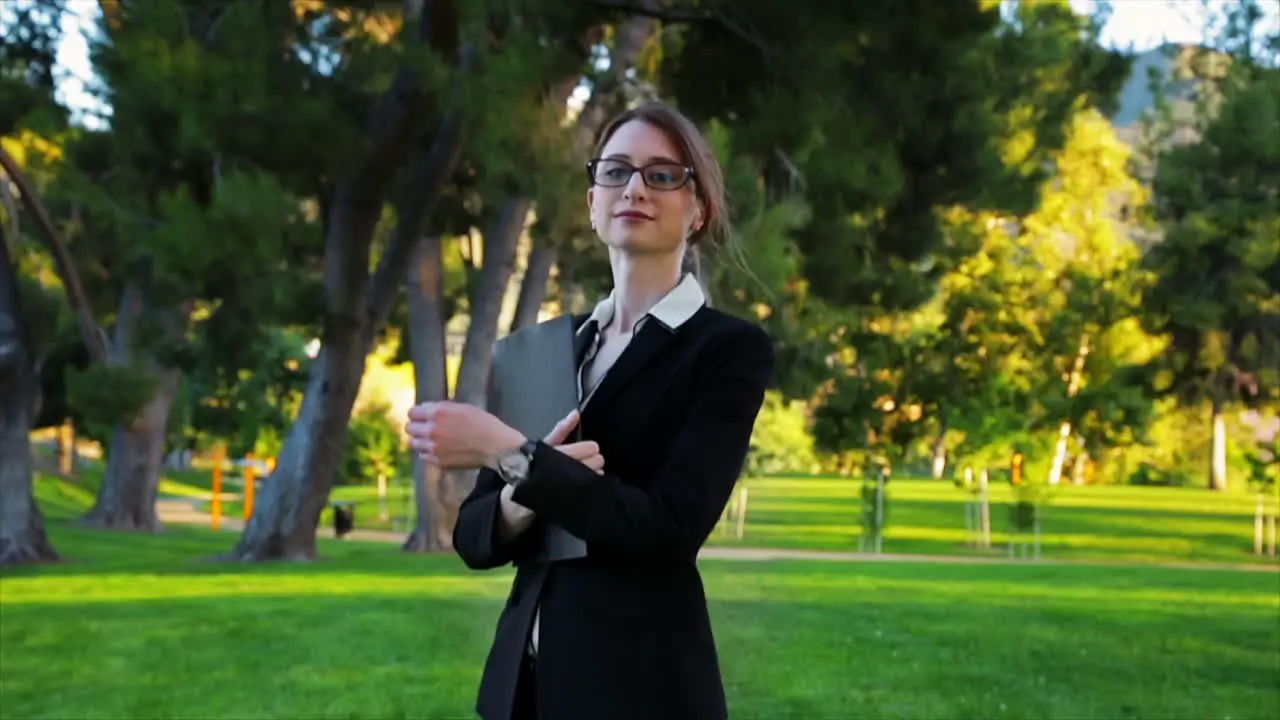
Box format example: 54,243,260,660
452,305,774,720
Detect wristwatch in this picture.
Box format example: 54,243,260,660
495,440,539,485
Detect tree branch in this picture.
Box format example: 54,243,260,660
364,44,476,344
0,146,109,364
587,0,770,62
587,0,713,23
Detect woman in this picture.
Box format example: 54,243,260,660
405,102,774,720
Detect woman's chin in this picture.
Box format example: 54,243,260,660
605,229,681,256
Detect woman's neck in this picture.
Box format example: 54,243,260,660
608,248,684,331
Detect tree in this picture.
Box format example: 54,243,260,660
22,0,338,530
225,0,472,560
755,1,1134,462
1018,109,1155,485
0,0,109,563
661,0,1130,314
1139,2,1280,490
0,221,58,565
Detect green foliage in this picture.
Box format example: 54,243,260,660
1139,36,1280,412
64,362,159,437
746,390,818,476
340,400,410,486
1240,408,1278,496
147,170,302,288
181,326,311,456
660,0,1130,312
1008,477,1055,533
13,249,67,355
1100,398,1257,486
810,104,1161,481
0,0,67,136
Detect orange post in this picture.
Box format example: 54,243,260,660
211,447,223,531
243,453,256,520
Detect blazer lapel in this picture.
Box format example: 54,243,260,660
582,319,678,413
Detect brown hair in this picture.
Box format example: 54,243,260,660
592,102,729,247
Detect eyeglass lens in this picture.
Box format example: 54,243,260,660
591,159,690,190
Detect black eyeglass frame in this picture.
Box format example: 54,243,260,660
585,158,696,191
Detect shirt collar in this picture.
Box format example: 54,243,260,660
583,273,706,334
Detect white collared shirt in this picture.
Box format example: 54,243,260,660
577,272,707,407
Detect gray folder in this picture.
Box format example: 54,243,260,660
488,314,589,562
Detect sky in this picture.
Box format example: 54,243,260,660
41,0,1280,129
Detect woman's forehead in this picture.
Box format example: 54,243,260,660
601,120,681,164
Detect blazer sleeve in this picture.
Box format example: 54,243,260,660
452,467,544,569
508,322,774,561
452,362,543,570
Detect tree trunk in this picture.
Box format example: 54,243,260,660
0,226,59,566
221,181,388,561
81,279,187,531
0,411,58,565
454,198,531,407
0,147,107,363
1071,445,1089,486
510,245,556,331
1210,398,1228,491
1047,333,1090,486
224,338,367,560
440,198,530,517
80,371,179,531
402,236,452,552
930,419,948,480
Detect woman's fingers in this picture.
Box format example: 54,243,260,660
557,440,598,460
543,410,581,445
556,441,605,474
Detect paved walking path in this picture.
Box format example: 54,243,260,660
154,496,1279,573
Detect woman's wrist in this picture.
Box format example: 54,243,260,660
484,424,530,469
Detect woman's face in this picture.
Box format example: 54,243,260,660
588,119,703,257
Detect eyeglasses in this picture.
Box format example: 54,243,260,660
586,158,695,191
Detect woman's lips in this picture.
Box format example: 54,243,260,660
615,210,654,221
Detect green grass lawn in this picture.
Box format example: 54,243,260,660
178,472,1280,567
706,477,1280,565
2,476,1278,719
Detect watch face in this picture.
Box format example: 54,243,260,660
499,452,529,480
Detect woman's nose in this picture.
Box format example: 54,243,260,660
622,169,647,200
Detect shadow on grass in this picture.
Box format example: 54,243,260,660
0,520,474,581
2,576,1276,720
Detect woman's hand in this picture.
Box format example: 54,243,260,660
405,401,525,469
556,440,605,474
541,410,604,474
